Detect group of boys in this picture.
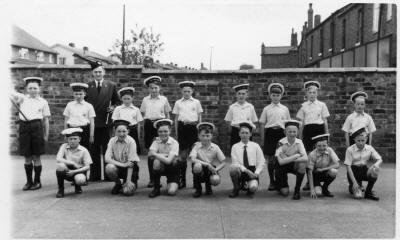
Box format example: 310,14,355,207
12,62,383,201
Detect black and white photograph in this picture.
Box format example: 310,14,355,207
2,0,398,238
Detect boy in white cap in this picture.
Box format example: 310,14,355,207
148,119,180,198
259,82,290,191
190,122,226,198
308,134,340,199
112,87,143,155
173,80,203,189
56,128,92,198
342,91,376,147
105,119,140,196
11,77,51,191
296,80,330,191
140,76,172,188
224,83,258,147
344,127,382,201
63,83,95,150
275,120,308,200
229,121,265,198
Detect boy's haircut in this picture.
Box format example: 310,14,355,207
198,126,213,134
239,122,253,132
113,119,130,129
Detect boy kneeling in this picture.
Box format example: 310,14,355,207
229,122,265,198
345,127,382,201
308,134,340,199
275,120,308,200
56,128,92,198
148,119,180,198
190,122,226,198
105,119,140,196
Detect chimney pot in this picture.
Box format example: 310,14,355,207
68,43,75,48
314,14,321,27
308,3,314,30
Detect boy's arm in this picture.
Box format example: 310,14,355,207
198,113,202,123
254,145,265,175
64,117,69,130
323,118,329,134
89,117,95,144
215,162,226,172
308,170,317,199
369,133,373,145
346,165,359,188
43,117,49,142
174,115,179,138
345,132,350,148
125,167,134,183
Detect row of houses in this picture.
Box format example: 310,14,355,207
261,3,397,68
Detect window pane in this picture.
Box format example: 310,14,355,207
320,58,330,67
378,38,390,67
355,45,366,67
387,4,392,20
372,4,380,33
343,51,354,67
366,41,378,67
331,54,342,67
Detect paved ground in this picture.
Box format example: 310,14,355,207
11,155,395,238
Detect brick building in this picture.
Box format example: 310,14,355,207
260,29,298,68
51,43,117,65
11,25,58,65
298,3,397,68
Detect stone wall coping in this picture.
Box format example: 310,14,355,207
10,64,397,73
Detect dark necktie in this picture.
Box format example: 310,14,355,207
243,145,249,169
97,81,101,93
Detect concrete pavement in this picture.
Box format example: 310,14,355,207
11,155,395,238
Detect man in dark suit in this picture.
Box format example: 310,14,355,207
86,62,119,181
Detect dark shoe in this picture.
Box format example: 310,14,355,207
56,189,64,198
192,190,202,198
229,189,239,198
364,191,379,201
348,185,354,195
292,191,301,200
148,188,161,198
147,181,154,188
205,187,213,195
268,182,276,191
246,190,255,198
322,188,334,197
240,182,248,191
302,183,310,191
30,182,42,190
111,183,122,195
75,185,83,194
178,180,186,189
22,183,32,191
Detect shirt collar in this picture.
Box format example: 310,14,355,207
316,149,329,157
116,136,129,143
353,144,366,152
280,137,301,145
354,111,365,116
66,144,83,151
122,103,134,108
307,99,319,105
158,137,173,145
269,102,282,107
149,94,161,99
199,142,214,150
27,95,40,99
96,79,104,86
181,97,194,101
233,101,248,107
74,100,86,104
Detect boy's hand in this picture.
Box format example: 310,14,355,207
314,168,323,173
125,161,134,168
107,105,115,113
89,136,94,144
66,170,75,177
44,135,48,142
208,165,217,174
310,189,318,199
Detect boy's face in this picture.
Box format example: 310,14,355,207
115,125,129,138
26,82,40,96
236,90,248,102
315,140,328,153
121,94,133,105
67,136,81,148
149,83,160,95
306,86,318,101
73,91,85,101
285,126,298,138
198,130,212,144
355,134,367,149
181,87,193,99
92,66,105,81
157,125,170,141
354,98,365,113
239,127,251,142
270,93,282,104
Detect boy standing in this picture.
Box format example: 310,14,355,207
55,128,92,198
173,81,203,189
11,77,50,191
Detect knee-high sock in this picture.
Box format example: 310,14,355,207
56,171,65,190
322,175,335,189
295,173,305,193
24,164,33,184
366,177,377,193
148,158,154,182
33,165,42,183
267,161,275,183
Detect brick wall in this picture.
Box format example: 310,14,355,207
9,65,397,162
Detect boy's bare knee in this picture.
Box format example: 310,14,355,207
193,163,203,174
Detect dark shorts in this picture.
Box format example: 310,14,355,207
192,163,217,183
302,124,325,152
19,119,45,157
347,165,374,184
144,119,160,149
62,165,88,182
115,164,140,182
263,127,285,156
158,160,179,184
240,166,258,183
275,162,305,189
178,121,198,150
312,170,334,186
67,124,90,150
129,124,141,155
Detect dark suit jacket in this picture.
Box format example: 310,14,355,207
86,80,119,127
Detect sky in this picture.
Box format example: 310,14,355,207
2,0,393,70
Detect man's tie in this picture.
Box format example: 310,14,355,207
97,81,101,93
243,145,250,169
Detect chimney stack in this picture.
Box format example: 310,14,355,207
83,46,88,54
290,28,298,47
308,3,314,31
68,42,75,48
314,14,321,27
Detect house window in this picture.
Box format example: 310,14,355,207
18,48,29,59
310,35,314,59
329,21,334,51
36,51,44,62
319,28,324,55
356,8,363,44
49,54,54,64
341,19,346,49
58,57,66,65
387,4,392,21
372,3,380,33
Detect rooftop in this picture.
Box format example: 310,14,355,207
262,46,297,55
11,25,58,54
51,43,116,64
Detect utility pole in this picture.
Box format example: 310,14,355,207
121,4,126,64
209,46,213,70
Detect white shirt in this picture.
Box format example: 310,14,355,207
224,102,258,127
344,144,382,167
189,142,225,166
56,143,92,168
342,111,376,134
259,103,291,129
149,137,180,158
63,100,96,126
172,97,203,122
112,104,143,126
231,141,265,175
95,80,104,88
296,99,330,125
12,91,51,121
275,137,307,160
140,95,171,120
